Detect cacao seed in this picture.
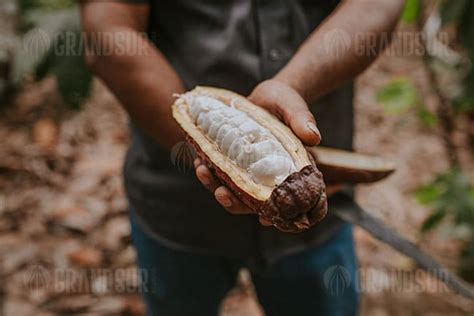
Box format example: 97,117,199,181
172,87,327,232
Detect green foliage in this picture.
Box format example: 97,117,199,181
406,1,474,282
453,72,474,113
416,182,443,205
440,0,474,54
416,108,438,128
440,0,474,113
459,241,474,282
401,0,421,23
13,5,93,109
416,169,474,233
420,208,447,233
440,0,469,24
416,169,474,280
18,0,75,12
376,78,420,114
36,28,92,109
377,77,437,128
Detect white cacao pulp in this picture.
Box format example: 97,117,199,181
185,94,296,187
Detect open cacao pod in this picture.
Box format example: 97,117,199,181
172,87,327,232
308,146,395,185
172,87,396,232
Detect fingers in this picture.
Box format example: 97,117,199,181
194,159,253,215
214,186,271,223
248,80,321,146
195,160,221,192
284,98,321,146
259,216,272,226
272,87,321,146
214,186,253,215
194,159,284,223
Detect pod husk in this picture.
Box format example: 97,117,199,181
308,146,396,184
173,87,327,232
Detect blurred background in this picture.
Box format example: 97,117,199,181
0,0,473,315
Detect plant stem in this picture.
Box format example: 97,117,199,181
416,17,460,167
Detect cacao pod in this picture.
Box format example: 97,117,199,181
172,86,327,232
308,146,395,185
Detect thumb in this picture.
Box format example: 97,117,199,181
249,82,321,146
283,98,322,146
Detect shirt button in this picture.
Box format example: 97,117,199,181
268,48,282,61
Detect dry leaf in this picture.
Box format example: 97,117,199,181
33,118,58,150
68,246,103,268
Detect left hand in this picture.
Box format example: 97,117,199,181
194,79,323,224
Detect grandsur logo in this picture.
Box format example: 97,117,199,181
324,265,352,296
22,28,51,58
23,264,51,292
170,141,197,174
323,28,351,59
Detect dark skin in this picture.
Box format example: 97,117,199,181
80,0,405,225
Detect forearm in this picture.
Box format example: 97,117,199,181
80,0,186,149
275,0,405,103
85,28,185,148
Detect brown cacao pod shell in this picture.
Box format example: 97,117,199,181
307,146,396,185
172,86,327,233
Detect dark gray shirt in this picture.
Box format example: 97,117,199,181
121,0,354,263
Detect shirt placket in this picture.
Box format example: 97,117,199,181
255,0,293,79
253,0,298,265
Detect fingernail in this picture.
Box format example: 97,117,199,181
307,121,321,140
196,166,211,185
194,159,201,168
216,195,232,208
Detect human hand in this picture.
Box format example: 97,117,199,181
195,79,324,224
194,158,273,225
248,79,321,146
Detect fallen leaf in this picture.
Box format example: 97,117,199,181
68,246,103,268
33,118,58,150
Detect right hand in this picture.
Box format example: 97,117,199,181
194,158,273,226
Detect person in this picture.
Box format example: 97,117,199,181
80,0,404,315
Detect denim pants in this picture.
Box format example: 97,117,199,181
130,212,359,316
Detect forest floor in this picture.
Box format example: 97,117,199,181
1,11,474,315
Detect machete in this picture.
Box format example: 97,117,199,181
330,192,474,300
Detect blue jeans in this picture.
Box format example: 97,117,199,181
130,212,359,316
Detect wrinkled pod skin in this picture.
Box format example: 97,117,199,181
186,136,327,233
173,87,328,233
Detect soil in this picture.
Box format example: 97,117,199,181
0,8,473,315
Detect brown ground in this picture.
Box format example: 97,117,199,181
0,10,473,315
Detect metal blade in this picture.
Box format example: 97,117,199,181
331,192,474,300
